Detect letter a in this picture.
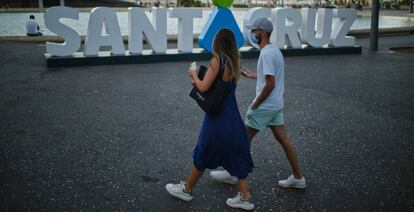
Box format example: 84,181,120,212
198,8,244,52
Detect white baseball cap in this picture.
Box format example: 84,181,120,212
245,17,273,33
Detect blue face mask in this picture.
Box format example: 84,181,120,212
250,32,259,44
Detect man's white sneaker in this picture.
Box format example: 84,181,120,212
165,181,193,201
210,170,238,185
226,192,255,210
278,175,307,189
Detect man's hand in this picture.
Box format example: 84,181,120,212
250,103,259,110
250,75,275,111
241,67,257,80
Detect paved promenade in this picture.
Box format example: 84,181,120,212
1,35,413,211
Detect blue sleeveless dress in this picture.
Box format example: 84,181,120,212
192,82,254,179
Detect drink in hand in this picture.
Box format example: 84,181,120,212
190,61,197,71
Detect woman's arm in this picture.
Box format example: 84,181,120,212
188,57,220,93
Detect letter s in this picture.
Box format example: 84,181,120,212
44,6,80,56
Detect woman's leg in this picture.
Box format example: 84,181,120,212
185,165,204,192
226,177,254,210
239,178,250,199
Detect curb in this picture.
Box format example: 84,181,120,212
1,27,413,43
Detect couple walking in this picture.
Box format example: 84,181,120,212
166,18,306,210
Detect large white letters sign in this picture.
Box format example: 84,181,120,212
243,8,356,49
330,9,357,47
271,8,303,48
84,7,125,56
169,8,202,52
300,8,333,47
44,6,357,57
44,6,80,56
129,7,167,54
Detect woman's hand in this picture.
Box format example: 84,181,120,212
188,68,198,78
188,69,198,86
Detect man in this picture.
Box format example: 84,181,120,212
210,18,306,189
26,15,43,37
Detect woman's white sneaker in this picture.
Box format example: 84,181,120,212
278,175,307,189
226,192,255,210
210,170,238,184
165,181,193,201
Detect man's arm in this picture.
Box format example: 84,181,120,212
241,68,257,80
250,75,275,110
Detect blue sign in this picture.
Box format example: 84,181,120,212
198,7,244,52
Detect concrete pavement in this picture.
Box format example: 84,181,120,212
0,35,413,211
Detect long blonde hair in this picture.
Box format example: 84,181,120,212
212,28,241,82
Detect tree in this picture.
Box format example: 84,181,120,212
180,0,194,7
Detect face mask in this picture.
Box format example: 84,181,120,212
250,32,259,44
250,31,262,45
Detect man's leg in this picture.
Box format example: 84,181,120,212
270,125,303,179
246,125,259,143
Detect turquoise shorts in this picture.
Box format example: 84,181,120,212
245,108,284,131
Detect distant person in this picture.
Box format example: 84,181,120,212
165,29,255,210
210,18,307,189
26,15,43,37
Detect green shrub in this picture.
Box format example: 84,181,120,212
382,1,391,9
391,2,400,9
193,0,203,7
400,0,410,5
233,3,248,8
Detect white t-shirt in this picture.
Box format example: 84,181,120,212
26,19,39,34
253,44,284,111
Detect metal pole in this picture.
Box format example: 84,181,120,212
369,0,380,51
39,0,43,9
60,0,65,6
410,0,413,13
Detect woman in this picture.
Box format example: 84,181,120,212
165,29,255,211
